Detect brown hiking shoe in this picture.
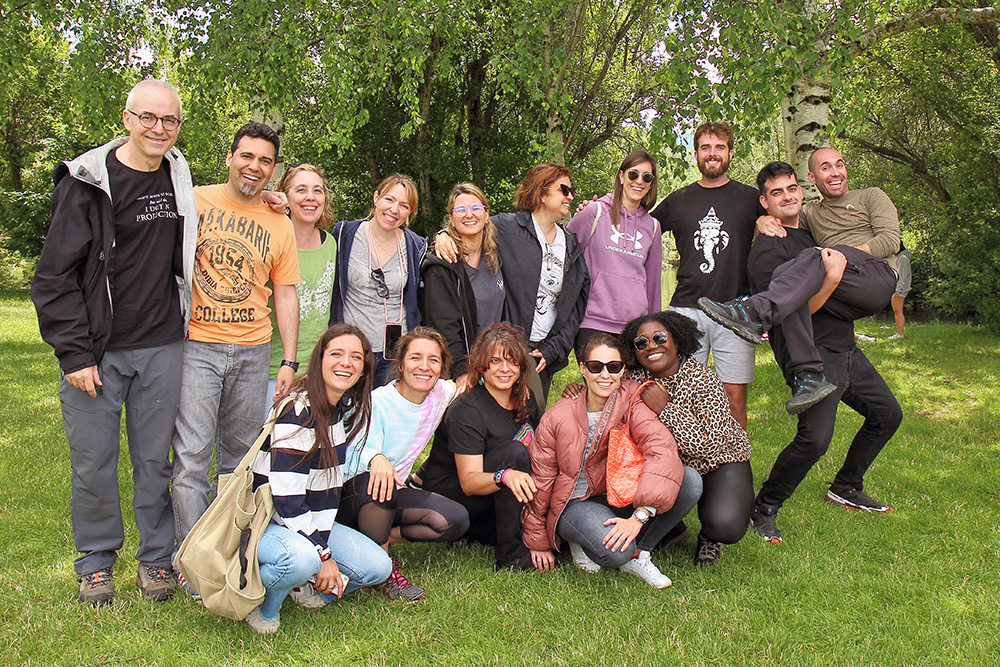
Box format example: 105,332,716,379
137,564,176,601
79,567,114,606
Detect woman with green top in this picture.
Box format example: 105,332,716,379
265,164,338,416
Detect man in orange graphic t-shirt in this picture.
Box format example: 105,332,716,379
172,121,301,552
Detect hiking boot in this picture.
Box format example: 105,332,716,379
245,607,279,635
824,487,893,513
374,564,426,602
568,542,601,574
289,583,329,609
786,372,838,415
749,504,782,544
175,571,202,601
619,550,671,589
693,534,722,566
137,564,176,601
697,296,764,344
79,567,114,606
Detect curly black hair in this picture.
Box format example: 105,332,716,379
619,311,704,370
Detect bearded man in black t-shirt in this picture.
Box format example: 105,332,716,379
744,162,901,545
650,122,765,429
31,80,198,606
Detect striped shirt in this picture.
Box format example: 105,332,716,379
253,394,350,560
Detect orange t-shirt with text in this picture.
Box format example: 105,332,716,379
188,184,300,345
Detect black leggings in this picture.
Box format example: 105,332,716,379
338,472,470,545
698,461,754,544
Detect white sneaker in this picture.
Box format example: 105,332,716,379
289,583,328,609
856,333,876,342
888,333,904,341
619,550,672,589
569,542,601,574
245,607,280,634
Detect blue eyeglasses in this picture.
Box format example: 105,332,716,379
451,204,488,215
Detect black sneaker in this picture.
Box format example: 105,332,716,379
654,521,690,551
786,372,838,414
749,504,782,544
79,567,114,606
697,296,765,344
693,534,722,566
824,487,893,513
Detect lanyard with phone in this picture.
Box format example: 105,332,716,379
366,222,405,359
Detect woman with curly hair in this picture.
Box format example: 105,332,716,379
420,322,543,571
619,310,754,566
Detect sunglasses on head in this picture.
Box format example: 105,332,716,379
633,330,670,351
626,169,655,183
583,360,625,374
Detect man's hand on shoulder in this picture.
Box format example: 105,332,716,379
261,190,288,214
574,195,598,216
756,215,786,238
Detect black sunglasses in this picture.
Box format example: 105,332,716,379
626,169,655,183
583,360,625,374
633,330,670,351
548,183,575,198
371,268,389,298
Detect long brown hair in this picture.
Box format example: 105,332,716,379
444,182,500,273
465,322,533,423
610,150,658,229
276,323,374,468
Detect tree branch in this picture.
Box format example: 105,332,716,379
841,131,951,203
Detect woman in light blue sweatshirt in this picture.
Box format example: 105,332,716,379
338,327,469,603
568,150,663,357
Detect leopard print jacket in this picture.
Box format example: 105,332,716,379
627,357,751,474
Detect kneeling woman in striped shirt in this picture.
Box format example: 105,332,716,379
247,323,392,634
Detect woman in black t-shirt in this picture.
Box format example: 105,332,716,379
421,322,542,572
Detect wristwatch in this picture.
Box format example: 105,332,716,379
280,359,299,372
633,506,656,524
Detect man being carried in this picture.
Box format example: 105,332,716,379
650,121,765,428
31,80,195,605
744,162,901,542
697,147,899,414
171,122,300,563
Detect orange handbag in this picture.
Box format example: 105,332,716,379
606,381,655,507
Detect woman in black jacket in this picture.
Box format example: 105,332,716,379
420,183,504,392
433,165,590,409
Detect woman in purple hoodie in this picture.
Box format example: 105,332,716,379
568,151,663,357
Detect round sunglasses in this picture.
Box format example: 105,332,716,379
626,169,655,183
633,330,670,351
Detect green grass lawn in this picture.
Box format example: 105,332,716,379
1,290,998,666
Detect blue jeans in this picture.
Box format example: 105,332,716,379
556,466,702,569
256,521,392,621
172,340,271,546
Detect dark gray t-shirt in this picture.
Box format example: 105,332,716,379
465,262,505,333
343,222,408,352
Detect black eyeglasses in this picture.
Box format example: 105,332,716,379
126,109,182,132
548,183,575,198
371,268,389,298
626,169,655,183
583,360,625,374
633,330,670,351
